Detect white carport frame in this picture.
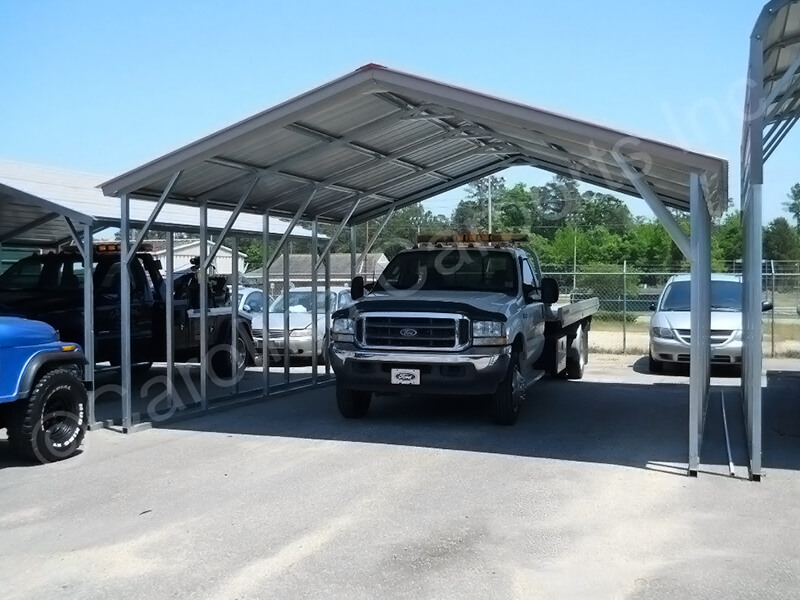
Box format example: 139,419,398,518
0,165,316,434
102,65,727,473
741,0,800,481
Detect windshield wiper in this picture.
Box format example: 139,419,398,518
710,305,739,312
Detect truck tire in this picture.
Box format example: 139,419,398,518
490,351,524,425
7,369,87,463
565,325,588,380
210,334,248,380
648,352,664,373
336,383,371,419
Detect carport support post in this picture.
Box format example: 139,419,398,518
325,247,331,376
311,219,319,384
743,184,763,479
356,209,394,273
200,200,208,410
120,194,133,432
350,226,357,279
166,231,174,402
262,212,270,393
231,236,239,395
82,223,95,428
688,173,711,475
283,242,290,384
741,31,765,481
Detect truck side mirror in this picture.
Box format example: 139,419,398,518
649,302,656,311
351,276,365,300
762,300,774,312
540,277,559,304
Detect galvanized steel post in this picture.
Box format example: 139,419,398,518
82,223,95,428
199,200,208,409
688,172,711,476
120,194,132,432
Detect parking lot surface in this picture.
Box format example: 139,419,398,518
2,355,800,599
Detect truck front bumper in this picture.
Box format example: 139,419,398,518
329,343,511,395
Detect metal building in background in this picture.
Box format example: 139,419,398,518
741,0,800,480
102,64,728,473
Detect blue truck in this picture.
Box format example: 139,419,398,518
0,317,88,463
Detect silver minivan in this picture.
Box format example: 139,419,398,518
648,274,772,372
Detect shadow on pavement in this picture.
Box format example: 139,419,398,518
148,377,708,475
630,355,742,378
3,365,797,475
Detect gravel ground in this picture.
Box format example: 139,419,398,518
1,355,799,599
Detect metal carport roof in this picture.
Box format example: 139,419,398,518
101,64,729,224
0,159,315,247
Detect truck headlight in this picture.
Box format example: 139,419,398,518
332,317,355,342
472,320,507,345
651,327,674,339
733,329,742,341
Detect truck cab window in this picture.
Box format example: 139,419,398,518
521,259,539,290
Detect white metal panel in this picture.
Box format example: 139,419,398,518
101,65,729,225
0,158,316,244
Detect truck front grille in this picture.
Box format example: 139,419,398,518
361,315,463,349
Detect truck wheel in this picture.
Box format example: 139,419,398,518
490,351,524,425
565,325,588,380
7,369,87,463
648,352,664,373
336,383,371,419
210,335,248,380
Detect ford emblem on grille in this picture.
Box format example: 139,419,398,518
399,328,418,337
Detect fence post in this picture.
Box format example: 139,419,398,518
770,260,775,358
622,260,627,354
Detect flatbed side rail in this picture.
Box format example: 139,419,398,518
545,297,600,328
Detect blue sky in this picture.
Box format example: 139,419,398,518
1,1,797,223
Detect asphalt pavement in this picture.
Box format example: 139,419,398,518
1,355,799,599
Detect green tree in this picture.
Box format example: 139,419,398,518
784,183,800,230
574,191,633,235
451,175,506,231
763,217,800,261
534,176,582,238
711,210,742,268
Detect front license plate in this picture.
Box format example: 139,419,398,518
391,368,420,385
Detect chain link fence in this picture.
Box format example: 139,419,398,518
542,261,800,358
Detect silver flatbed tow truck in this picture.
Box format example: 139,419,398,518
329,233,600,425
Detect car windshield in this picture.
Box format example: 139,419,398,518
269,291,336,313
373,249,517,294
660,280,743,312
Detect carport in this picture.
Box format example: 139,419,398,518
102,65,730,474
742,0,800,480
0,159,315,430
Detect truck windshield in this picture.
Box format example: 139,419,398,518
0,255,86,291
660,280,743,312
374,249,517,294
